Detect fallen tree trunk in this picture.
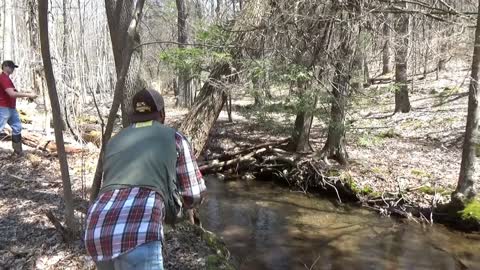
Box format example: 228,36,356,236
0,132,83,154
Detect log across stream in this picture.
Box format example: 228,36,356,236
200,177,480,270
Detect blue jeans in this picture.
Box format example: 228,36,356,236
95,241,164,270
0,107,22,135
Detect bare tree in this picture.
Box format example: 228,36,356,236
175,0,192,107
394,2,411,113
2,1,15,60
216,0,222,18
90,0,146,202
319,5,359,165
452,0,480,205
382,14,392,75
38,0,76,232
105,0,146,127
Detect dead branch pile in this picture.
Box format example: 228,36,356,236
200,139,426,223
199,139,355,203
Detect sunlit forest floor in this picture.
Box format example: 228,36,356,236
0,61,477,269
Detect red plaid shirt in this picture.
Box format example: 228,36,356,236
84,132,206,261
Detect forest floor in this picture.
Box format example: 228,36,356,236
0,62,478,269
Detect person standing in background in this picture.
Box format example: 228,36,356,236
0,60,37,155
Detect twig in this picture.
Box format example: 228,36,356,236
45,210,73,242
309,161,342,204
87,87,105,136
366,197,398,203
8,174,30,182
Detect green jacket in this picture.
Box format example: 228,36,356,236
100,120,181,223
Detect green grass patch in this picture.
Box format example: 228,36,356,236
377,129,401,139
411,169,432,179
400,119,424,130
361,185,374,195
416,185,451,196
418,186,436,195
371,167,383,174
357,133,383,148
346,179,376,196
326,169,341,177
443,117,456,124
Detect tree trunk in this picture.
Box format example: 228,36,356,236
27,0,50,136
394,2,411,113
318,13,354,165
319,61,349,165
364,54,371,87
290,104,315,153
175,0,191,108
179,63,230,155
452,0,480,204
105,0,145,127
2,1,14,59
122,52,146,127
438,37,448,72
216,0,222,18
289,18,332,153
90,0,146,202
231,0,236,14
351,47,364,92
227,90,233,122
38,0,77,233
382,14,392,75
179,0,268,156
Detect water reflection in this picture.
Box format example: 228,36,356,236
200,178,480,270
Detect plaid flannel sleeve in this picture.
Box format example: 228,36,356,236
175,132,206,209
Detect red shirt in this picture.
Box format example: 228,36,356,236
0,72,16,108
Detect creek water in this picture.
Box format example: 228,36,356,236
200,177,480,270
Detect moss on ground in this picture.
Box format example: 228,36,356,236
197,226,234,269
206,255,235,270
459,199,480,222
339,172,376,196
417,186,450,196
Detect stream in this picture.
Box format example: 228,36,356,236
200,177,480,270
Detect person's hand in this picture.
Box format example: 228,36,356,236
27,93,37,99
